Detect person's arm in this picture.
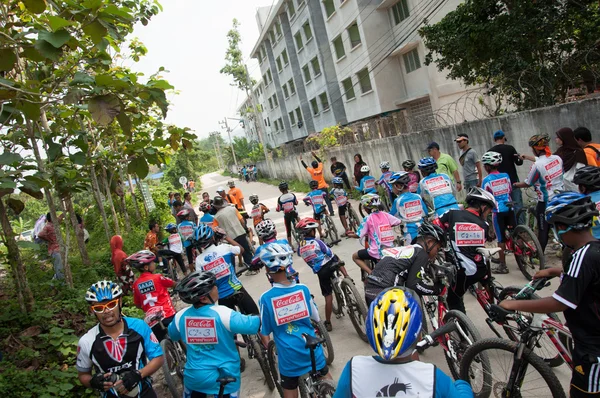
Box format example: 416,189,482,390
239,198,245,211
37,225,49,241
332,361,352,398
311,151,322,163
500,296,567,313
515,163,537,189
453,169,462,191
159,275,175,288
435,368,474,398
168,315,182,342
299,155,308,169
262,204,269,214
476,159,483,187
513,147,524,166
225,237,244,254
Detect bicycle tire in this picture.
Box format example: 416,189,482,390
316,378,336,397
419,295,429,335
311,319,335,365
486,213,496,241
299,374,311,398
499,287,571,368
250,335,276,391
331,278,343,316
347,206,361,232
160,339,184,398
512,225,545,280
459,338,567,398
325,215,339,245
341,278,368,342
266,341,284,398
358,202,366,218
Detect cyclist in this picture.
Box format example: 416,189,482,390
377,161,395,203
417,157,459,217
130,250,176,341
76,281,163,398
513,134,565,252
329,176,350,235
258,242,332,397
276,181,300,248
296,217,349,331
303,179,329,239
389,171,428,244
159,223,187,276
169,271,260,398
481,151,515,274
334,287,473,397
499,192,600,398
573,166,600,239
347,194,402,277
363,222,445,306
300,151,335,215
248,194,270,244
355,165,377,195
177,208,197,272
251,219,299,281
402,159,421,193
440,187,496,313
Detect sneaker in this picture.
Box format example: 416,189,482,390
492,263,509,274
324,321,332,332
245,269,259,276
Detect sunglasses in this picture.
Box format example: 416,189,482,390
90,298,120,313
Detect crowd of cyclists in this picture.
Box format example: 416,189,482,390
79,127,600,398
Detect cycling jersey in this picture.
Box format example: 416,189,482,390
355,175,377,194
304,190,327,215
482,171,512,213
524,155,565,203
440,209,488,276
259,282,326,378
407,171,420,193
168,304,260,395
329,187,348,208
357,211,402,259
195,244,242,299
133,272,176,319
417,173,459,217
177,220,196,248
76,317,163,397
199,213,217,228
588,190,600,239
250,203,268,226
334,356,473,398
377,171,394,194
298,237,333,273
252,238,299,284
390,192,428,242
164,232,183,254
277,192,298,214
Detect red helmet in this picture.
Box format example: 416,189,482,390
127,250,156,270
296,217,319,234
177,208,191,218
199,202,211,213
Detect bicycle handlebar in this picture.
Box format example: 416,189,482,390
416,321,458,349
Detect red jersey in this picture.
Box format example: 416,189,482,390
133,272,176,319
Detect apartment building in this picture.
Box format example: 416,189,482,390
242,0,475,148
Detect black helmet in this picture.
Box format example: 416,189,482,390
311,160,319,168
309,180,319,189
279,181,288,190
417,221,446,245
546,192,598,229
573,166,600,191
176,271,216,304
402,160,416,170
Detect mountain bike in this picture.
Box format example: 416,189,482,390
329,260,368,342
317,212,340,247
346,202,361,233
515,202,561,251
311,318,334,365
156,246,180,282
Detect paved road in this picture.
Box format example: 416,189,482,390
197,172,571,397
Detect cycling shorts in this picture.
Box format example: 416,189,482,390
284,211,299,234
219,287,259,316
357,249,379,265
570,355,600,397
337,204,347,217
314,210,326,220
492,211,516,243
151,314,174,342
280,366,329,390
316,259,337,297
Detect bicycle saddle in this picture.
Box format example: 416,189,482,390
216,375,237,385
302,333,325,349
476,247,502,257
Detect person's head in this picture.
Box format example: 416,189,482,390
573,166,600,195
309,180,319,191
360,164,370,177
127,250,157,273
257,241,295,281
415,221,446,260
168,191,174,198
177,208,193,221
417,157,437,177
278,181,289,193
528,134,551,157
361,194,380,214
493,130,506,144
199,201,212,214
379,161,390,172
455,133,469,150
256,219,277,241
426,142,440,158
164,223,178,234
481,151,502,174
46,212,52,222
176,270,218,308
465,187,497,218
192,224,215,250
249,194,259,205
367,287,422,362
311,160,319,169
389,171,411,194
184,192,191,202
546,192,598,248
330,156,337,164
174,192,182,200
173,200,183,213
332,177,344,188
149,220,160,233
574,127,592,147
402,159,416,172
202,192,210,202
212,196,227,211
296,217,319,238
228,180,235,188
216,187,226,198
85,280,124,328
354,153,363,164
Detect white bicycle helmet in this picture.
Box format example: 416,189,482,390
379,161,390,170
481,151,502,166
258,242,294,273
255,219,277,239
360,165,370,173
466,187,497,210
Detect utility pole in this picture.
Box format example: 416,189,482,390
209,131,223,170
244,64,270,164
218,118,238,169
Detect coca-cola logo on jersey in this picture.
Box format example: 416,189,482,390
545,159,560,170
456,224,481,232
275,292,303,307
187,319,214,328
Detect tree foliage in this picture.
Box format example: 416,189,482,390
307,124,353,158
163,140,219,188
219,18,254,90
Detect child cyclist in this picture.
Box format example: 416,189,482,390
169,270,260,398
176,208,197,272
377,161,395,203
389,171,428,244
158,223,187,277
329,176,351,235
355,165,377,195
257,242,333,397
499,192,600,398
251,219,299,283
334,287,473,397
129,250,176,341
417,157,459,217
481,151,516,274
402,159,421,193
276,181,300,247
296,217,349,331
248,194,270,244
347,194,402,276
304,180,329,238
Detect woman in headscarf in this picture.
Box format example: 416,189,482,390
353,153,367,186
110,235,134,294
555,127,587,191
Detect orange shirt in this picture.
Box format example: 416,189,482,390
583,143,600,167
307,164,328,189
228,187,244,210
144,231,159,254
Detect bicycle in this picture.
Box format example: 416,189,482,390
317,212,340,247
460,304,568,398
311,318,334,365
156,246,181,282
329,260,368,342
515,202,561,252
345,202,362,233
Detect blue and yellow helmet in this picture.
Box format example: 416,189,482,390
366,287,422,361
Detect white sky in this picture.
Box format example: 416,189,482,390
130,0,271,141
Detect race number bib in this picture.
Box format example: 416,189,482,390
311,195,324,205
282,202,295,213
404,199,423,219
185,317,218,344
178,224,195,240
544,159,562,183
299,242,318,263
202,257,231,279
364,179,375,190
424,176,452,195
271,291,310,326
378,224,395,244
490,178,510,196
251,206,262,218
455,223,485,246
335,195,347,206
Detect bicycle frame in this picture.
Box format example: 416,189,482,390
534,313,573,369
422,288,451,350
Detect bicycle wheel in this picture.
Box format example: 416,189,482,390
316,379,336,397
512,225,545,280
267,341,284,398
324,215,338,245
331,278,343,316
358,202,366,218
460,338,567,398
499,287,571,368
311,319,335,365
160,339,184,398
291,224,302,248
249,335,276,391
299,374,311,398
341,278,368,342
487,213,497,241
347,206,361,232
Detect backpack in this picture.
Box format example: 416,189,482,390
586,145,600,164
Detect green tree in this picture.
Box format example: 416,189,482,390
163,140,219,188
219,18,253,90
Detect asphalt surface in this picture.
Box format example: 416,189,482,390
191,172,571,398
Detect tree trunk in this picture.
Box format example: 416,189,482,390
119,193,132,233
89,164,111,242
0,198,34,313
122,167,141,222
135,176,148,217
64,194,90,266
99,160,121,236
59,199,70,277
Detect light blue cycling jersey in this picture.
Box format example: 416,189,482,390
195,244,242,299
417,173,459,217
297,237,333,273
390,192,428,241
355,175,377,194
589,190,600,239
177,220,196,248
329,187,349,208
259,282,326,377
168,304,260,395
305,190,327,214
482,171,512,213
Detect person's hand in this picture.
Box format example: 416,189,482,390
476,181,481,188
90,373,115,392
456,181,463,192
533,268,560,280
118,370,142,392
498,300,513,311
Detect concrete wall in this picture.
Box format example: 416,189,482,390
258,98,600,185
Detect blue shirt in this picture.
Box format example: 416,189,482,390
168,304,260,395
482,171,512,213
259,283,326,377
199,213,215,226
297,237,333,273
390,192,428,238
195,244,242,299
417,173,459,217
589,191,600,239
177,220,196,248
305,190,327,215
356,175,376,194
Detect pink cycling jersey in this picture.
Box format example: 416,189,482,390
358,211,402,258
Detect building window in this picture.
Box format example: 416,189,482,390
342,77,356,100
310,98,319,115
333,35,345,60
276,56,283,72
311,57,321,76
267,69,273,83
403,48,421,73
294,32,303,52
295,107,302,123
319,92,330,111
357,67,372,93
273,119,279,131
275,21,282,38
278,117,283,131
273,94,279,107
347,22,361,48
289,111,296,126
283,84,290,98
266,117,270,126
323,0,335,18
288,78,296,94
302,64,311,84
269,30,276,43
268,97,274,110
282,49,289,65
392,0,410,25
303,21,313,41
262,73,268,85
288,1,296,20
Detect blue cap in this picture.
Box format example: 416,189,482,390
493,130,506,140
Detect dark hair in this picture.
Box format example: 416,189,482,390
184,192,191,199
330,156,337,161
173,200,183,208
46,212,52,222
174,192,181,198
149,220,158,230
354,153,363,163
202,191,209,197
574,127,592,143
